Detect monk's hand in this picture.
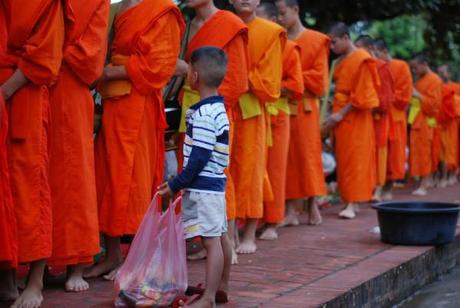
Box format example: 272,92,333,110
326,112,344,128
175,59,189,77
158,182,173,197
413,89,421,99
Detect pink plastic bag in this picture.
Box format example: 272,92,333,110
114,194,187,307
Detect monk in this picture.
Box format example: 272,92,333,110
408,53,442,196
326,23,379,219
374,39,413,200
256,2,303,240
47,0,108,291
277,0,328,226
86,0,184,278
355,35,395,202
0,0,64,307
175,0,248,264
437,65,458,187
231,0,286,254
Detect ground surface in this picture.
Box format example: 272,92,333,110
1,183,459,308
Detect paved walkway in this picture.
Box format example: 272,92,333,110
2,183,460,308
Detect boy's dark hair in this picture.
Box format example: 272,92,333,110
328,22,350,38
355,34,374,48
259,1,278,18
190,47,228,88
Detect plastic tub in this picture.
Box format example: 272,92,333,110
372,202,460,245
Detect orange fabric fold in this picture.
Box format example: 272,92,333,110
387,59,412,180
409,71,442,177
332,48,379,202
286,30,328,199
1,0,64,263
231,17,285,219
48,0,108,266
95,0,184,236
439,84,458,170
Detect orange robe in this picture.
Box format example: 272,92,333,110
447,82,460,164
48,0,108,266
181,10,248,221
231,17,285,219
333,48,379,203
95,0,184,236
0,0,64,263
387,59,412,181
409,72,442,177
438,84,458,170
264,41,303,224
0,4,17,269
374,60,395,186
286,29,328,199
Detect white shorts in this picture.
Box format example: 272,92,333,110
181,191,227,239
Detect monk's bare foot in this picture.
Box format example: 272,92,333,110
236,240,257,254
11,285,42,308
103,265,122,281
381,191,393,201
187,249,207,261
83,256,122,279
259,227,278,240
189,297,214,308
353,203,361,213
448,175,458,185
438,179,448,188
412,187,427,196
280,214,299,227
65,264,89,292
231,248,238,265
338,204,356,219
308,203,322,226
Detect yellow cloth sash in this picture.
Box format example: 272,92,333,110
98,55,132,99
408,97,438,127
179,84,201,133
239,92,262,120
265,97,289,147
427,117,437,128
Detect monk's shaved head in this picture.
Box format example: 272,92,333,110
410,52,430,78
283,0,299,7
355,35,374,49
374,38,389,51
437,64,451,82
411,52,429,65
257,1,278,20
328,22,350,38
190,46,228,88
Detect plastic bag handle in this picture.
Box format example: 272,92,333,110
169,195,182,212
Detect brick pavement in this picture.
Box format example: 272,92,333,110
2,183,460,308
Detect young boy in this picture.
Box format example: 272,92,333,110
159,47,232,308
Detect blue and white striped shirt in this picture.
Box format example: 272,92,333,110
169,96,229,193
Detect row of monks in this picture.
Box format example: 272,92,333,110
1,0,460,307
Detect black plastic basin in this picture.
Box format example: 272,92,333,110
372,202,460,246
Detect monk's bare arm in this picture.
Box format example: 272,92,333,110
0,69,28,100
327,103,354,128
103,65,128,81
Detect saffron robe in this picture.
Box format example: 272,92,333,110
332,48,379,203
0,0,64,263
95,0,184,236
264,41,303,224
374,60,395,185
409,71,442,177
387,59,412,181
286,29,328,199
231,17,285,219
438,84,458,170
180,10,248,220
48,0,108,266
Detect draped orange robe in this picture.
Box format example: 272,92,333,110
374,60,395,185
95,0,184,236
409,72,442,177
231,17,285,219
286,29,328,199
447,82,460,165
0,0,64,263
333,49,379,203
438,84,458,170
387,59,412,181
183,10,248,221
264,41,303,224
0,5,17,270
48,0,108,266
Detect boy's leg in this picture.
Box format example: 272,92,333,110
11,260,46,308
192,237,223,308
84,235,123,279
227,219,238,264
0,269,18,301
219,234,232,294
